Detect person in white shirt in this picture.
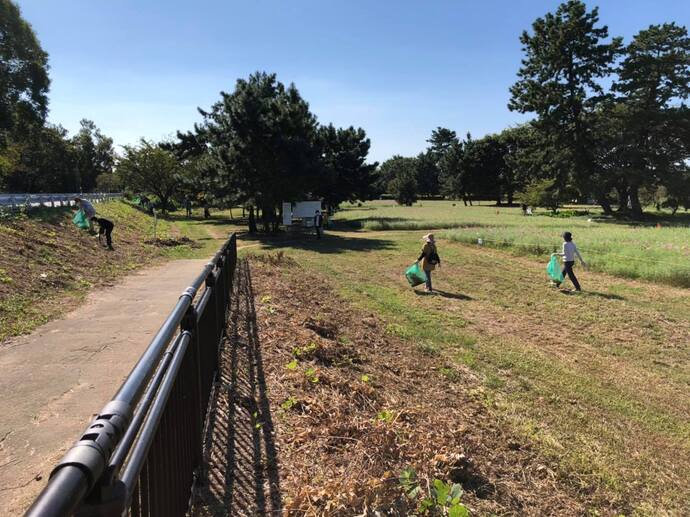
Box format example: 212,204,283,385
553,231,586,291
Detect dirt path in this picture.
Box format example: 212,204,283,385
0,258,208,516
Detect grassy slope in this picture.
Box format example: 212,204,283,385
235,213,690,514
0,201,214,342
337,200,690,287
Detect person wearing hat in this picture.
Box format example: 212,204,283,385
552,231,586,291
417,233,441,292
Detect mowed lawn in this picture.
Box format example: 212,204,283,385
231,202,690,514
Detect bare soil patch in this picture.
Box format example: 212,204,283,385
194,257,597,515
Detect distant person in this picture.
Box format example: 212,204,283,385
74,197,96,231
203,200,210,219
314,209,323,239
521,203,528,216
417,233,441,293
184,196,192,218
91,216,115,250
552,231,586,292
526,207,533,216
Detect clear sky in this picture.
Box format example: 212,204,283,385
16,0,690,163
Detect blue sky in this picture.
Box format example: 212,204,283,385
17,0,690,163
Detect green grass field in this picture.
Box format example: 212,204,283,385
335,200,690,287
218,200,690,514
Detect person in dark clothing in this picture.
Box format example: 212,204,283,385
184,196,192,218
203,201,210,219
314,210,323,239
521,203,528,216
91,217,114,250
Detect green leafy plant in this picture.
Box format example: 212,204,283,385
260,295,272,304
305,367,319,383
0,269,12,284
361,374,371,383
281,396,298,410
399,468,470,516
285,359,298,370
376,409,394,423
293,342,318,358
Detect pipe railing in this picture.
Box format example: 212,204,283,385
0,192,122,210
25,233,238,517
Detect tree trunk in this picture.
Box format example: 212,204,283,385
599,198,613,215
616,186,629,213
261,205,271,232
628,185,643,219
248,206,257,233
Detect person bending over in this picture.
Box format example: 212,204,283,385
91,216,115,250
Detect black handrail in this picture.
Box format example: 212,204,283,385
25,233,238,517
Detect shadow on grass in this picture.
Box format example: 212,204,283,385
585,291,625,301
238,232,396,254
590,211,690,228
194,260,282,515
558,289,624,300
414,289,474,300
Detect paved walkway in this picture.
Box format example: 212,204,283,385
0,259,207,515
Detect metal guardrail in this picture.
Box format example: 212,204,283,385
25,234,238,517
0,192,122,210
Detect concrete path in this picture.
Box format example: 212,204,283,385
0,258,207,515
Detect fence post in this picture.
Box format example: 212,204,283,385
180,304,204,476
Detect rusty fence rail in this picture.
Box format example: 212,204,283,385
25,234,238,517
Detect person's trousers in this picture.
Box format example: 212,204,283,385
561,261,581,290
316,227,321,239
102,228,113,248
425,269,432,291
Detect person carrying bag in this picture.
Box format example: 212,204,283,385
417,233,441,293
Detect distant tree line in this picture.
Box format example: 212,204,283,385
380,0,690,218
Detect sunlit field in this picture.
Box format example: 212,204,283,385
334,200,690,287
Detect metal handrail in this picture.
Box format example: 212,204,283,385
25,233,237,517
0,192,123,209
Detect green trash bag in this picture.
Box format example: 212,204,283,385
405,262,427,287
546,255,564,283
72,209,90,230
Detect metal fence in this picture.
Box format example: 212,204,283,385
0,192,122,210
25,234,238,517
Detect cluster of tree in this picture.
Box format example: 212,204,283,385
381,1,690,218
1,0,380,223
163,71,378,231
509,0,690,218
379,125,536,206
0,1,116,193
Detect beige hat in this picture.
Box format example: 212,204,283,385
422,233,435,242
